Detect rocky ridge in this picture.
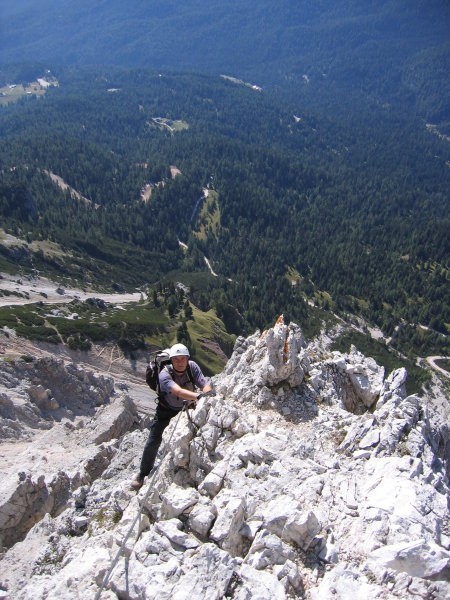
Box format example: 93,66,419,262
0,321,449,599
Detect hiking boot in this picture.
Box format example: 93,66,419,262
130,475,144,491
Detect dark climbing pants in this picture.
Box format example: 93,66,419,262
139,402,180,478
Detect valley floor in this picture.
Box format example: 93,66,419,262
0,272,144,307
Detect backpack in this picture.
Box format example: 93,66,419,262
145,350,195,396
145,350,171,394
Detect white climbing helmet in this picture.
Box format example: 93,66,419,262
169,343,190,358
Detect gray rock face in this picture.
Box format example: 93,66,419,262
0,322,449,600
0,356,139,552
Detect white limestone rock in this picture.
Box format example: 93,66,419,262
255,495,299,537
92,394,138,444
375,394,421,456
234,433,275,465
327,346,385,412
367,539,450,580
318,533,340,563
274,558,303,594
310,564,384,600
235,562,288,599
169,543,237,599
187,500,217,537
210,489,246,556
378,367,408,406
245,528,295,569
160,483,199,519
15,544,110,600
1,320,449,600
215,321,306,407
359,427,380,449
281,509,321,550
198,458,229,497
154,518,200,549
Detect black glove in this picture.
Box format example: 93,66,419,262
196,389,216,400
184,390,215,411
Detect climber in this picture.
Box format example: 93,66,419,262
130,343,212,490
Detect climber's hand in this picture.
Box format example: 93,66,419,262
196,389,216,400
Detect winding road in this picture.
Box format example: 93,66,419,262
426,356,450,379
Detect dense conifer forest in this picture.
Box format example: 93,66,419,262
0,67,448,362
0,1,449,363
2,1,449,132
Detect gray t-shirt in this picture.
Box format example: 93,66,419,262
158,360,207,410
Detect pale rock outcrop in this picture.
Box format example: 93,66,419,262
245,527,296,570
367,539,450,580
216,321,307,407
324,345,385,413
1,321,449,600
282,509,321,550
160,483,200,519
111,542,237,600
0,356,139,553
28,384,59,410
210,488,246,556
187,498,217,537
309,563,385,600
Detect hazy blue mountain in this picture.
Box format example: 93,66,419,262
1,0,449,129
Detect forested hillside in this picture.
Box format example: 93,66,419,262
0,67,448,362
1,1,449,133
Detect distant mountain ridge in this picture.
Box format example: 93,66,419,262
1,0,449,130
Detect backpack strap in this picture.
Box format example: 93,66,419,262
186,361,195,388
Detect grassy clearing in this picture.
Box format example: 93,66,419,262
187,305,236,375
150,117,189,133
29,240,68,258
171,120,189,132
0,82,46,106
194,190,220,241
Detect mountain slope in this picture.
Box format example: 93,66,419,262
1,1,449,130
0,67,449,359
